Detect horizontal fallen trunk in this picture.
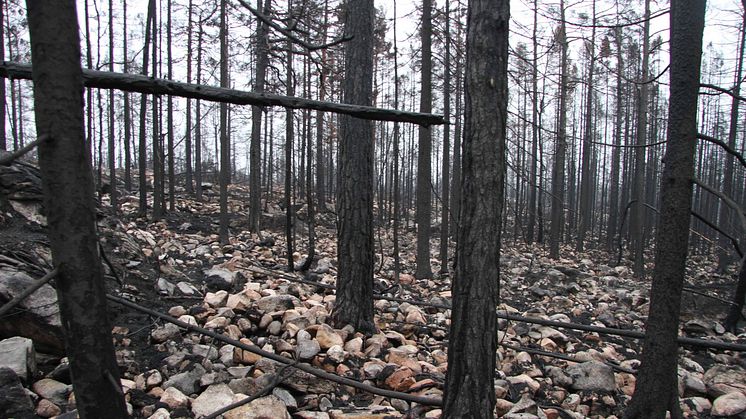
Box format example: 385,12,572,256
0,61,446,126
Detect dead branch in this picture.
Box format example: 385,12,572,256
0,135,50,166
0,267,59,318
0,62,446,126
697,133,746,169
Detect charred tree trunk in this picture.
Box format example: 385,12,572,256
416,0,433,280
219,0,230,244
443,0,508,415
549,0,568,259
26,1,128,417
332,0,376,334
624,0,705,416
137,0,154,216
249,0,270,232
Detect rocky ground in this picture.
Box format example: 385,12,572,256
1,165,746,418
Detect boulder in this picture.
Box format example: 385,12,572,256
32,378,71,406
566,361,616,392
203,267,237,291
163,364,206,396
255,295,300,313
0,269,65,353
703,364,746,397
0,336,36,382
0,367,34,417
711,391,746,417
224,394,291,419
191,383,235,418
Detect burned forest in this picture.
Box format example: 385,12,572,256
1,0,746,418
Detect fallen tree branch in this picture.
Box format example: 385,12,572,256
0,135,50,166
0,62,445,126
0,267,59,318
106,294,443,406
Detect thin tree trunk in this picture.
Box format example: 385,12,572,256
123,0,132,192
166,0,175,211
151,3,163,220
250,0,270,232
195,17,203,202
630,0,651,275
137,0,154,216
184,0,193,195
439,0,451,275
416,0,433,279
285,23,295,271
108,0,117,211
219,0,230,244
576,0,596,251
608,26,624,252
549,0,569,259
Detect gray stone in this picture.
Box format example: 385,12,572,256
163,364,206,395
296,339,321,360
272,387,298,409
703,364,746,397
545,366,573,387
255,295,300,313
192,344,219,361
156,277,176,295
32,378,71,406
224,395,291,419
176,281,199,296
0,367,34,417
203,267,236,291
566,361,616,392
191,383,235,418
0,269,64,353
151,323,181,343
712,391,746,417
0,336,36,382
254,358,336,393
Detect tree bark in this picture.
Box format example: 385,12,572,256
332,0,376,334
630,0,651,275
219,0,230,244
122,0,132,192
184,0,193,195
438,0,451,275
624,0,705,416
416,0,433,280
137,0,154,216
108,0,117,211
249,0,270,232
576,0,596,252
549,0,568,259
26,1,128,417
443,0,508,416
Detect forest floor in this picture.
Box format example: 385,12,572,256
1,169,746,418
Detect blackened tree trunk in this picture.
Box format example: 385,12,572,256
108,0,117,211
219,0,230,244
630,0,651,275
0,0,5,151
249,0,270,232
549,0,568,259
443,0,508,415
717,8,745,272
151,2,163,220
392,0,401,281
285,32,295,271
332,0,376,334
195,17,203,202
122,0,132,192
438,0,451,275
26,1,128,417
607,26,623,252
184,0,194,195
527,0,539,244
624,0,705,416
137,0,154,216
166,0,175,212
576,0,596,252
416,0,433,280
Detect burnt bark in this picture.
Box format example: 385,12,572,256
443,0,508,416
624,0,705,416
249,0,270,232
331,0,376,334
26,1,127,417
415,0,433,280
